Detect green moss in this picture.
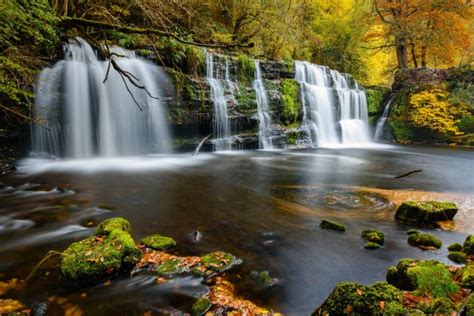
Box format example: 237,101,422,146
364,242,381,249
387,259,459,298
191,298,212,315
313,281,404,315
365,89,387,115
235,86,257,112
155,258,185,275
257,271,273,286
462,264,474,289
463,235,474,255
448,251,467,264
320,219,346,232
395,201,458,224
408,232,442,249
448,243,464,252
141,234,176,250
407,229,420,235
419,297,457,314
96,217,131,235
462,294,474,315
201,252,240,273
280,79,301,126
237,54,256,85
362,229,385,245
61,217,141,285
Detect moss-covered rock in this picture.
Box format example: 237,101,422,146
386,259,459,297
463,235,474,255
141,234,176,250
320,219,346,232
448,251,467,264
280,79,301,126
419,297,457,315
312,281,405,315
200,252,241,273
462,264,474,289
364,242,381,250
61,217,141,286
155,258,185,276
395,201,458,224
191,298,212,315
256,271,274,286
407,231,442,249
448,242,464,252
362,229,385,245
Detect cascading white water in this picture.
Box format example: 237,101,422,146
206,54,231,151
32,38,172,158
374,96,394,141
295,61,371,146
253,60,273,149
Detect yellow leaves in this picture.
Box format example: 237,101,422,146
356,288,363,296
408,88,470,137
0,299,26,314
0,278,22,296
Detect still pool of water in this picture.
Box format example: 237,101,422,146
1,145,473,315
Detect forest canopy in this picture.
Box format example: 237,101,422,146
0,0,472,127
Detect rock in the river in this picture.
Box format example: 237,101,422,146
448,242,464,252
463,235,474,255
191,298,212,315
386,259,459,297
407,231,442,249
141,234,176,250
312,281,405,315
60,217,142,286
448,251,468,264
395,201,458,224
320,219,346,232
361,229,384,248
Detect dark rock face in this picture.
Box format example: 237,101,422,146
395,201,458,225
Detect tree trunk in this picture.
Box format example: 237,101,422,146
411,44,418,68
421,46,427,67
396,43,408,69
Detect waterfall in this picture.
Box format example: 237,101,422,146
253,60,273,149
206,53,231,151
32,37,172,158
295,61,371,146
374,96,394,141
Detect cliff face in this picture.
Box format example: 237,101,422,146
161,54,303,151
386,68,474,146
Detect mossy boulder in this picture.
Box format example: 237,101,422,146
407,231,442,249
448,243,463,252
364,242,381,250
191,298,212,315
462,264,474,289
141,234,176,250
155,258,186,276
61,217,141,286
419,297,457,315
463,235,474,255
312,281,405,315
395,201,458,224
320,219,346,232
387,259,459,297
200,252,241,273
448,251,467,264
362,229,384,245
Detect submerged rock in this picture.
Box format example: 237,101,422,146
448,242,464,252
386,259,459,297
361,229,384,248
395,201,458,224
319,219,346,232
463,235,474,255
407,231,442,249
191,298,212,315
141,234,176,250
60,217,141,286
313,281,405,315
448,251,468,264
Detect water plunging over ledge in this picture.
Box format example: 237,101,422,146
295,61,372,147
32,38,172,158
374,96,394,142
253,60,273,149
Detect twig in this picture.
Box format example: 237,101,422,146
25,250,64,283
193,133,212,156
395,169,423,179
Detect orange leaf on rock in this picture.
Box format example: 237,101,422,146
379,301,385,310
356,288,363,296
